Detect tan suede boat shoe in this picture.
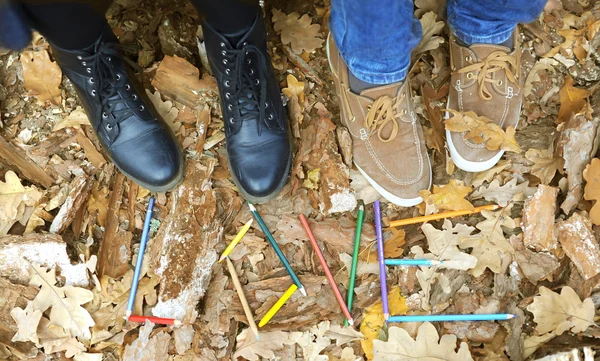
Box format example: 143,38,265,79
446,31,522,172
327,34,431,206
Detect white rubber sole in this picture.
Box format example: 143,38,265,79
355,160,431,207
445,129,504,173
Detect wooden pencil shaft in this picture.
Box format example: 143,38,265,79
388,204,498,227
220,219,253,261
226,257,259,338
249,205,303,290
259,284,298,327
345,203,364,325
299,215,353,323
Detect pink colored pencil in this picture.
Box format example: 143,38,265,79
128,315,181,325
299,214,354,325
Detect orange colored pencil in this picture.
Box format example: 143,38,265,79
299,214,354,325
128,315,181,325
388,204,499,228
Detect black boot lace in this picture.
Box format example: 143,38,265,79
220,42,277,134
78,40,138,134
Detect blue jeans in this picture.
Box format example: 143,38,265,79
330,0,546,84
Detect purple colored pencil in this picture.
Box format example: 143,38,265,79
374,201,389,320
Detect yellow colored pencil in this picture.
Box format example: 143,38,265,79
219,219,253,262
388,204,499,228
258,284,298,327
225,257,260,340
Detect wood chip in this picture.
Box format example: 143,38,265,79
522,185,559,252
49,175,93,234
74,130,107,169
556,213,600,280
0,136,55,188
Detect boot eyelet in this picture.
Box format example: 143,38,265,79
228,104,233,111
132,94,138,100
225,69,231,75
242,42,248,46
102,112,108,118
221,50,227,56
229,117,234,124
77,55,83,60
81,61,87,66
401,92,406,98
466,72,473,79
139,105,145,111
246,59,252,64
223,59,228,65
267,114,274,120
254,79,260,85
89,77,94,84
86,68,92,74
249,69,254,75
225,92,231,99
245,51,249,55
220,42,226,48
401,109,408,115
91,90,96,96
106,124,113,130
225,80,230,87
497,79,503,86
116,74,121,81
107,57,112,62
125,84,131,90
465,56,472,62
265,102,269,108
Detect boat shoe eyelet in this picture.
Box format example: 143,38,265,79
466,72,474,79
465,55,472,63
497,79,503,86
401,109,408,115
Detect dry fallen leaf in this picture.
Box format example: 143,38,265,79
53,106,91,131
471,160,511,188
583,158,600,225
557,76,590,124
527,286,595,336
290,321,363,360
272,9,324,54
20,50,62,105
413,11,445,56
470,178,536,207
146,89,180,133
419,179,474,215
372,322,474,361
445,109,521,153
360,287,407,360
525,148,564,185
122,321,170,361
0,171,42,237
10,301,43,344
421,220,477,270
87,185,109,227
233,329,296,361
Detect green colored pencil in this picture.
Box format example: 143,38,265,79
345,201,364,326
248,202,307,296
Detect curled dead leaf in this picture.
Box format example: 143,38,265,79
272,9,324,54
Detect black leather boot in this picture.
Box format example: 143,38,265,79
51,26,184,191
201,11,292,203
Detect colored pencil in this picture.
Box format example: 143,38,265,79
388,204,499,228
226,257,260,340
345,201,364,326
248,202,306,296
374,201,389,320
126,196,155,318
219,219,253,262
299,214,354,326
387,314,516,323
127,315,181,325
384,259,443,266
258,284,298,327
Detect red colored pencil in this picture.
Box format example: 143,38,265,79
127,315,181,325
298,214,354,325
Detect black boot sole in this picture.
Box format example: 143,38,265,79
227,147,292,204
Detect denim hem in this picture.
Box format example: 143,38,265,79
450,24,515,45
348,65,409,84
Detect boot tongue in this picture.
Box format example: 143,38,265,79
469,43,513,60
360,82,402,100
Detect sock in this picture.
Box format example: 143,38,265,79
192,0,259,36
349,71,384,93
456,33,514,50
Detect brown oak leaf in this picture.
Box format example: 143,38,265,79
20,50,62,105
272,9,324,54
445,110,521,153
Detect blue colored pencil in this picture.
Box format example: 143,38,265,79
387,314,516,323
126,196,155,318
384,259,443,266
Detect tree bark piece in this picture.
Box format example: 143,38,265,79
0,233,89,286
556,213,600,280
0,136,55,188
149,159,223,323
49,175,93,234
0,277,39,359
522,185,559,252
151,55,218,109
97,173,132,278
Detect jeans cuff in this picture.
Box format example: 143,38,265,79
348,64,408,84
450,25,515,45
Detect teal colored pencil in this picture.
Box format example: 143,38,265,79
384,259,443,266
345,201,364,326
387,314,516,323
248,202,307,296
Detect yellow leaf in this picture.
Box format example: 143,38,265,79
87,185,109,227
0,171,42,236
272,9,324,54
384,228,405,258
282,74,305,103
419,179,474,215
303,168,320,190
20,50,62,105
360,287,407,360
583,158,600,225
445,110,521,153
557,75,590,124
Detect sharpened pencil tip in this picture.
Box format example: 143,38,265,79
218,256,224,263
299,286,307,297
431,260,443,265
348,319,354,326
248,202,256,212
125,310,132,319
507,314,517,319
255,333,260,340
384,313,389,321
174,320,182,325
